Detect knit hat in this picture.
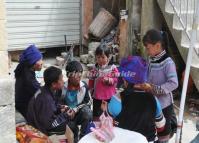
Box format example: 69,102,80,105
19,45,42,65
119,56,148,84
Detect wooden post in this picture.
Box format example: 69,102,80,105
119,18,128,61
82,0,93,46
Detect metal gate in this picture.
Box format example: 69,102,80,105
5,0,81,51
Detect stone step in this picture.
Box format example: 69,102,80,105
181,30,199,49
0,77,14,106
173,13,199,30
0,104,16,143
157,0,199,91
166,0,196,14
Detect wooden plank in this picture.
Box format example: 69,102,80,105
119,19,128,61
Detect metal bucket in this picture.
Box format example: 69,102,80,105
89,8,116,39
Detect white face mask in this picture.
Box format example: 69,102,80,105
98,55,112,69
100,64,108,69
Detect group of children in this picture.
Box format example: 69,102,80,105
15,29,178,143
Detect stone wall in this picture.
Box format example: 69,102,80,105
140,0,163,57
126,0,142,55
0,0,16,142
0,0,9,75
0,78,15,143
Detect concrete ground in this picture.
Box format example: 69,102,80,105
170,101,199,143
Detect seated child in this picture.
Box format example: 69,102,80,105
27,66,72,135
61,61,92,143
101,56,166,142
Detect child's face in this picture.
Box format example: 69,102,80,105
33,59,43,71
52,74,64,90
68,72,82,86
96,54,108,66
145,42,162,57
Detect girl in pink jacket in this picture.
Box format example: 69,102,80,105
88,45,119,120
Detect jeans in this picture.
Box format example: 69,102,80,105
68,106,92,143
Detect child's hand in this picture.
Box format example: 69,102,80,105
66,109,76,119
101,100,108,112
103,77,114,85
134,83,152,92
61,105,70,113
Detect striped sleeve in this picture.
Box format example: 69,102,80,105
73,82,92,113
155,97,166,132
51,113,69,128
152,60,178,95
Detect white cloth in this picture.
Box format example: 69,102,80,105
78,127,148,143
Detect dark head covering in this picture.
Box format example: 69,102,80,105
119,56,148,84
15,45,42,78
19,44,42,65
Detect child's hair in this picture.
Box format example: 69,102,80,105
65,61,83,77
44,66,62,87
95,44,110,58
142,29,169,53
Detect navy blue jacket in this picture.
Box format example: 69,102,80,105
116,86,157,142
27,86,69,134
15,64,40,118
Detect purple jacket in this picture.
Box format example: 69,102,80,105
148,52,178,109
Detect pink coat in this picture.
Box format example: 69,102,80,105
88,64,118,100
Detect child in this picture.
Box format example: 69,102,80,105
141,29,179,142
61,61,92,143
88,45,119,119
15,44,43,118
101,56,166,142
27,66,72,135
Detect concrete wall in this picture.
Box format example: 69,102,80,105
140,0,163,57
126,0,142,55
0,0,16,142
126,0,164,57
0,0,9,75
126,0,164,56
0,78,15,143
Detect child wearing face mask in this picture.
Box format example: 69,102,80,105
88,45,119,120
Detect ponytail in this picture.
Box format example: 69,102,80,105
143,29,169,53
161,31,169,53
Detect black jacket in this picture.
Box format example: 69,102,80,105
116,85,157,142
15,64,40,118
27,86,69,134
